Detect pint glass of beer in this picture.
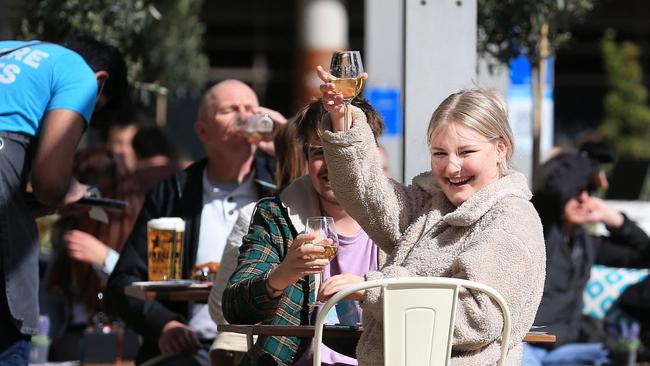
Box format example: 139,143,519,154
147,217,185,281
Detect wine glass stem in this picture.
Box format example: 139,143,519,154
343,101,350,132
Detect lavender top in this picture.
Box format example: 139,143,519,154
294,228,379,366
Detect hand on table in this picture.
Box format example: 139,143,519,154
318,273,366,302
159,320,201,354
64,229,109,267
267,233,331,295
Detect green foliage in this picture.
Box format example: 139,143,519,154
478,0,596,65
599,29,650,159
17,0,208,92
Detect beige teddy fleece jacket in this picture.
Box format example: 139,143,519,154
320,106,546,366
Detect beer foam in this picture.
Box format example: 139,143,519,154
147,217,185,232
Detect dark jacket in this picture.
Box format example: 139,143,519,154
533,215,650,347
107,154,275,363
532,153,650,347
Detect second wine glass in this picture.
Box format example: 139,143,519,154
304,216,339,307
329,51,365,131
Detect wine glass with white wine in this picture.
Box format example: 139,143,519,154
304,216,339,307
329,51,365,131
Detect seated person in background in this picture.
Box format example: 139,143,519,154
107,79,284,366
208,115,308,366
317,65,546,365
45,147,142,361
222,98,386,366
104,106,154,172
131,125,190,194
523,152,650,366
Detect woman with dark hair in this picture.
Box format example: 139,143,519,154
273,116,308,189
45,147,142,361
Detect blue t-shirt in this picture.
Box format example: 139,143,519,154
0,40,97,136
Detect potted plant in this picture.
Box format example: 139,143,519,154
606,320,641,366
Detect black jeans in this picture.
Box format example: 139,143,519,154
0,132,39,340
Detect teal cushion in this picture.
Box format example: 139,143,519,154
582,265,649,321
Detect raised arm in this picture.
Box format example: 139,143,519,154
316,66,429,253
321,107,431,254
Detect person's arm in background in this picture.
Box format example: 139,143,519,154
31,110,87,206
64,229,118,275
590,197,650,267
208,203,255,326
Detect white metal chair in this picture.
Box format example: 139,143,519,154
313,277,512,366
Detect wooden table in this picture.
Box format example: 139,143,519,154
218,324,556,356
124,281,212,302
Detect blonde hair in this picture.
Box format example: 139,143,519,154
427,89,514,172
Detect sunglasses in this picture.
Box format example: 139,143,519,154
580,182,598,196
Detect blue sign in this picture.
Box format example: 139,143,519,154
365,87,402,136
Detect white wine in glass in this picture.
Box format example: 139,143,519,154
331,77,365,101
305,216,339,307
329,51,364,131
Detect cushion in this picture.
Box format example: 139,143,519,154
582,265,649,321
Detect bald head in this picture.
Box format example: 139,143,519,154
198,79,258,124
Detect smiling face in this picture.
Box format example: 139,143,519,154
306,135,337,204
429,123,507,206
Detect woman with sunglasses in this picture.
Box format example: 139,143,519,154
525,152,650,366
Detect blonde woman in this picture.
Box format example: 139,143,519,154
315,67,546,365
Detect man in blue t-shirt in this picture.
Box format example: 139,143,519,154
0,35,127,364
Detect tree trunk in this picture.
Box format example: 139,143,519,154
531,23,549,189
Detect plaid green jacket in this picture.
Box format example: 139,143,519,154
223,196,315,366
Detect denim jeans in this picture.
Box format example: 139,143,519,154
0,340,31,366
522,343,610,366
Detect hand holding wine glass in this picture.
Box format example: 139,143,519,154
317,51,366,131
265,232,330,297
304,216,339,307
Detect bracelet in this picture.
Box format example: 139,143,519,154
266,278,283,294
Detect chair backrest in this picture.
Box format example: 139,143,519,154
313,277,511,366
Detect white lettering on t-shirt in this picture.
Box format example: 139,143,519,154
0,47,50,84
7,47,31,61
0,63,20,84
23,50,49,69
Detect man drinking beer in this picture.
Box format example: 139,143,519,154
107,80,285,365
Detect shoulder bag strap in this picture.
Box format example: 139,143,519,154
0,41,45,58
